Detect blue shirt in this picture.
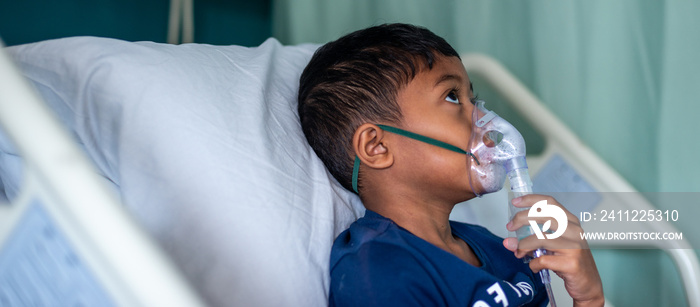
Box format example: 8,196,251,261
329,210,548,307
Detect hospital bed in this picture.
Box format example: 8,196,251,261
0,36,697,306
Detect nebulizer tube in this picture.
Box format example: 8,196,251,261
506,157,557,307
467,100,557,306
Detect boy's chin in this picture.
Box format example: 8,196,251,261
455,191,479,203
470,180,507,197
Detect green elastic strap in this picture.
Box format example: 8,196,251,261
352,155,361,194
377,125,467,155
351,124,479,194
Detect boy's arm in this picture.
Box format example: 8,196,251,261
504,194,605,307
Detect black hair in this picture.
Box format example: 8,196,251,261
298,23,460,193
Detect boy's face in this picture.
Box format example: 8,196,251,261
392,55,477,202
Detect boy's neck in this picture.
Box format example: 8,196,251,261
359,167,481,266
365,192,455,242
364,193,481,267
360,168,462,241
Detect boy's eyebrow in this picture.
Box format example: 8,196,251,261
433,74,463,88
434,74,475,96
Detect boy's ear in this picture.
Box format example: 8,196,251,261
353,123,394,170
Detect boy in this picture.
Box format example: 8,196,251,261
298,23,603,306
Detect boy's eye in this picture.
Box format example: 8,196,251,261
445,91,460,104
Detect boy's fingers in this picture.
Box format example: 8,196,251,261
502,237,518,252
511,194,558,208
528,249,594,274
508,215,583,239
528,254,575,274
511,195,579,224
508,195,581,234
507,212,562,232
514,236,583,258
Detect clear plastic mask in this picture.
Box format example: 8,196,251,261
467,100,527,196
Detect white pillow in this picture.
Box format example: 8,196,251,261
5,37,365,306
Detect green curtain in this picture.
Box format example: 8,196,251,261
273,1,700,306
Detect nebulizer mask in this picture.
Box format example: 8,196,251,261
467,99,530,197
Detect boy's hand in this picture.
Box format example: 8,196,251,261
503,194,605,307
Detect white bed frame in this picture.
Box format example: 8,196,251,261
462,53,700,307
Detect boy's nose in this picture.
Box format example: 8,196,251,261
463,104,475,123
